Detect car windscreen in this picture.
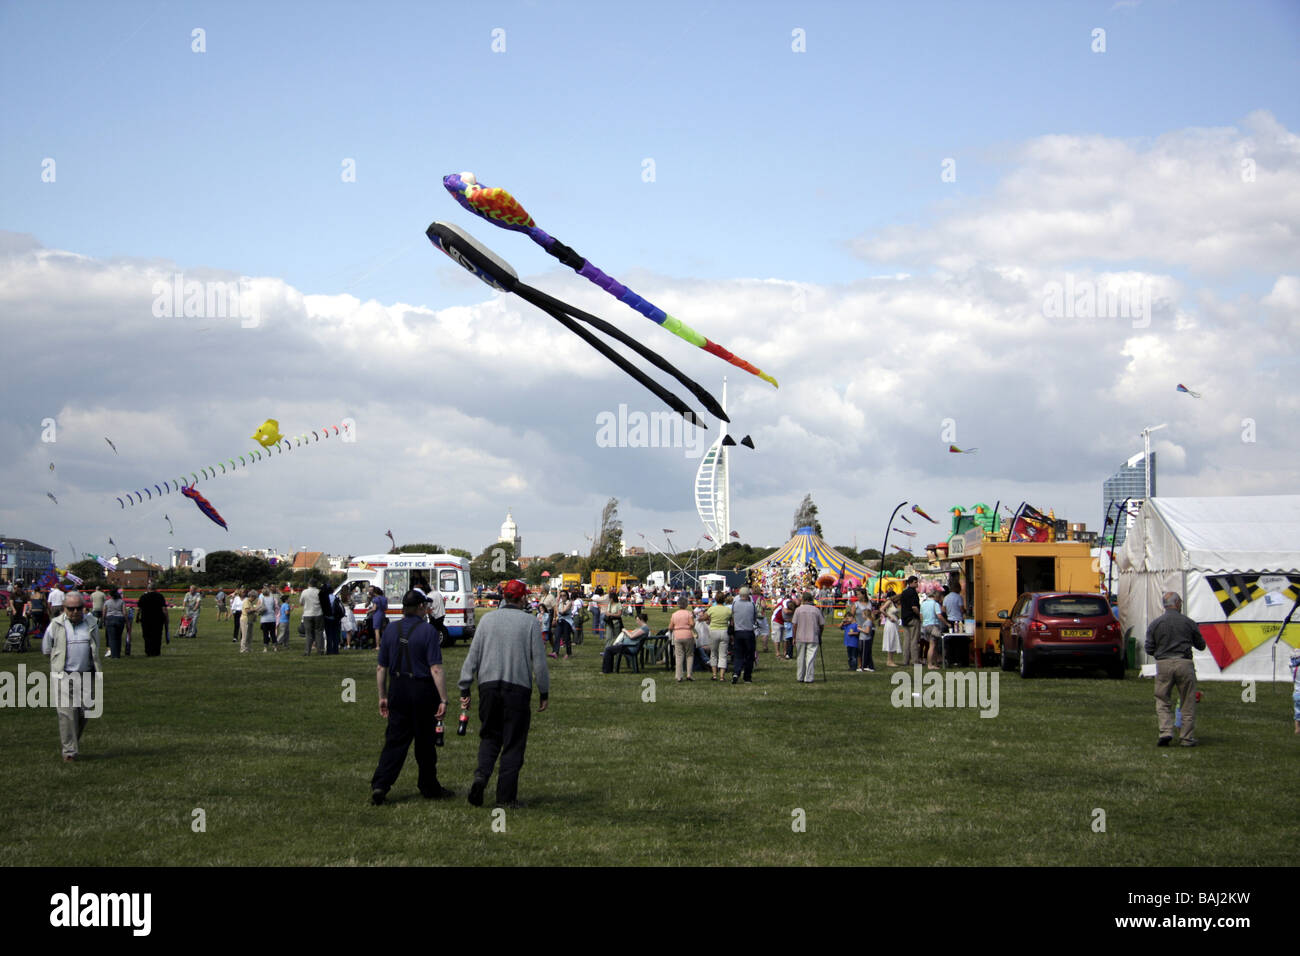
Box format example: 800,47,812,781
1038,596,1111,618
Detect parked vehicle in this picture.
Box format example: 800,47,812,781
997,591,1124,678
343,553,475,645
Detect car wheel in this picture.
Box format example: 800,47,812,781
1019,646,1034,678
1000,643,1014,671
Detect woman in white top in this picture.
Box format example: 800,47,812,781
880,597,902,667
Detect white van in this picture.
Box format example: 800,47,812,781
343,553,475,645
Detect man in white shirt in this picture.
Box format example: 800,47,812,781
300,581,324,655
48,585,65,616
230,591,244,642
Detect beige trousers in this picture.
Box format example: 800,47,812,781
1154,657,1197,742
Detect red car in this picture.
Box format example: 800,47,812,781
997,592,1125,679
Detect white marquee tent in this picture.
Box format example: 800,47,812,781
1116,495,1300,681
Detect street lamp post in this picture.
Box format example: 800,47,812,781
877,501,908,598
1140,423,1167,501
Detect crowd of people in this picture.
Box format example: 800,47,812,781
510,576,971,684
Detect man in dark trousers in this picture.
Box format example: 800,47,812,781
136,581,169,657
370,590,454,805
899,576,921,666
459,579,550,808
1145,591,1206,747
730,587,759,684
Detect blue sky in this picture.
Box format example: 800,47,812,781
5,0,1296,302
2,0,1298,564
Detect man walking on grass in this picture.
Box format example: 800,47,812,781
1145,591,1206,748
370,590,454,804
459,579,549,809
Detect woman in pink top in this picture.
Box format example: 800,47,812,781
669,596,697,682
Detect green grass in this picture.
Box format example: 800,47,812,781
2,606,1296,866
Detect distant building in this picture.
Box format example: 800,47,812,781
290,551,330,575
108,558,164,591
1102,452,1155,547
0,535,55,585
498,510,522,557
169,549,194,569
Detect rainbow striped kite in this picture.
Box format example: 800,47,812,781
443,172,778,389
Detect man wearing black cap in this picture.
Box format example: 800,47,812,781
369,590,454,805
459,579,550,808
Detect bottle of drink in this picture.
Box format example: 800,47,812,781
457,708,469,736
435,718,445,747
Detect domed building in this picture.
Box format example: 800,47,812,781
498,509,521,557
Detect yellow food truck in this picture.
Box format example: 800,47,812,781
940,531,1101,665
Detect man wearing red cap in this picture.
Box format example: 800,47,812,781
459,579,550,808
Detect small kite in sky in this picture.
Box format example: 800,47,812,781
1176,384,1202,398
891,544,913,554
898,513,913,525
911,505,938,524
49,462,55,471
892,527,917,537
251,419,285,448
385,530,397,550
105,437,118,455
108,537,116,548
46,492,58,505
181,484,228,531
948,445,978,454
443,172,778,389
164,515,174,535
729,531,741,539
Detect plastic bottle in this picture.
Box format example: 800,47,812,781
435,718,445,747
457,709,469,736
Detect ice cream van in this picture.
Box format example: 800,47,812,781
342,553,475,645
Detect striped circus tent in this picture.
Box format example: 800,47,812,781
748,526,874,585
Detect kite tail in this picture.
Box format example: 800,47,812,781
572,260,778,388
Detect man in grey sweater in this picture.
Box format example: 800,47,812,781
1145,591,1206,747
459,579,550,808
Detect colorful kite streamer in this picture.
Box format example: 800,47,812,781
911,505,938,524
181,484,228,530
443,172,778,389
948,445,978,454
1176,384,1202,398
117,421,350,507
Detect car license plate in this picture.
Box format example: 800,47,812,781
1061,628,1091,638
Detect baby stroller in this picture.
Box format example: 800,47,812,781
179,615,198,639
3,621,30,653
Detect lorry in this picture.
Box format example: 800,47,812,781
590,569,638,591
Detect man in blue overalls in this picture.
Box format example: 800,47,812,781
370,590,454,805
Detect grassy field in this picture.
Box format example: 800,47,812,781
2,604,1296,866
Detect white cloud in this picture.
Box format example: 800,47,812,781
5,114,1299,562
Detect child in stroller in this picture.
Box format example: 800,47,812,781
3,620,31,652
179,614,198,639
